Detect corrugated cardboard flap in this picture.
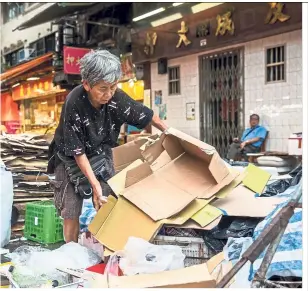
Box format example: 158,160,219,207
88,195,117,235
108,263,216,288
112,139,147,172
91,196,161,251
121,127,236,220
107,159,144,196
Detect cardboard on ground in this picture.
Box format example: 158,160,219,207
242,164,271,194
212,185,287,217
89,263,216,288
192,204,223,227
206,252,234,287
167,216,222,230
109,128,237,221
89,195,215,252
89,196,161,252
215,168,246,199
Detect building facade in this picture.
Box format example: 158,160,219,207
1,3,57,69
132,2,302,155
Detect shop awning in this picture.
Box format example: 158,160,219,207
0,53,53,83
13,3,96,31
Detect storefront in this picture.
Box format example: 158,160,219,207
131,2,302,154
11,76,67,134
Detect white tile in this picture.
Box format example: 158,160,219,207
287,72,297,85
296,84,303,98
296,71,302,86
287,45,297,60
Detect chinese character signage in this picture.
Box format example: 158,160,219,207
265,3,290,24
63,46,135,81
63,46,91,75
120,54,134,81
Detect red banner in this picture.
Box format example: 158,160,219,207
63,46,91,75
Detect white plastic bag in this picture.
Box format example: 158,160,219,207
7,242,102,288
118,237,185,276
78,232,104,258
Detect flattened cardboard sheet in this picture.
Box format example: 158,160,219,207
242,164,271,194
107,263,216,288
212,185,287,217
215,169,245,199
162,198,213,225
192,204,223,227
122,172,196,221
166,216,222,230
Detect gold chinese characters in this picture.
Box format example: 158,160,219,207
265,3,290,24
144,32,157,55
215,11,235,36
176,21,191,48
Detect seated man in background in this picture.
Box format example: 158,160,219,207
227,114,267,161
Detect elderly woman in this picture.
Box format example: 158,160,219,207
48,50,168,243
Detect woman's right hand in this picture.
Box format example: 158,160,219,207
92,181,107,211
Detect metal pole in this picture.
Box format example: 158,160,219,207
217,180,302,288
251,228,286,288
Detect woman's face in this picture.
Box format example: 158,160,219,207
83,80,118,105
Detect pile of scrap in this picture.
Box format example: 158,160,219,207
0,134,53,236
89,128,287,256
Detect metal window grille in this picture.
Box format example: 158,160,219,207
265,46,286,83
168,66,180,95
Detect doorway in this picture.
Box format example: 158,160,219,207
199,48,245,158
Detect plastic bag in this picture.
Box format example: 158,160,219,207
110,237,185,276
223,237,253,288
105,251,125,276
78,232,104,258
7,242,101,288
201,217,261,254
262,164,302,197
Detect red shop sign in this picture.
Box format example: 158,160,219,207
63,46,91,75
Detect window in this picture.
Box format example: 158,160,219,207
45,34,56,52
30,34,56,57
265,45,286,83
168,66,180,95
2,3,25,23
4,51,18,67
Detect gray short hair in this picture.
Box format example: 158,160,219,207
79,50,122,87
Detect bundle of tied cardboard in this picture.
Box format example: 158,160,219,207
0,134,54,236
89,128,286,256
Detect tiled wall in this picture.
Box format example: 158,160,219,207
151,54,200,138
244,30,302,152
150,30,302,152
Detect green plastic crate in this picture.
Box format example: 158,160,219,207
24,200,64,244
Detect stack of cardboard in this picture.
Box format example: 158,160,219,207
0,134,51,172
0,134,53,236
89,128,286,258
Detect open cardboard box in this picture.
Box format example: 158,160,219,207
112,134,158,173
110,128,237,221
90,128,238,251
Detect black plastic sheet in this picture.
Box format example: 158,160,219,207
201,216,262,254
262,164,302,197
